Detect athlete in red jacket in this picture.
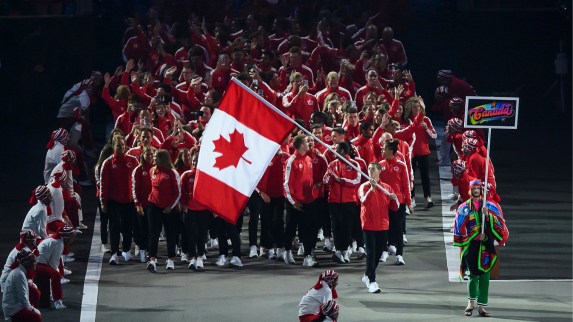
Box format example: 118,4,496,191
146,149,181,273
351,122,375,164
282,72,319,128
406,97,437,208
379,139,412,265
100,137,139,265
180,161,210,271
282,135,318,267
323,142,361,263
131,146,153,263
359,162,399,293
257,150,290,260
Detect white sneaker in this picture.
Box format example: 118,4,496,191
175,246,181,256
447,193,459,201
396,255,405,265
181,253,190,263
122,251,132,262
343,251,351,263
425,197,435,209
77,222,88,229
388,245,397,255
101,244,110,253
276,248,285,261
333,251,345,263
210,238,219,249
66,252,75,257
139,250,147,263
216,255,227,267
362,275,371,287
302,255,318,267
352,241,358,253
283,250,296,264
53,299,66,310
403,234,408,244
134,245,140,256
188,258,197,270
323,238,333,252
346,246,353,256
259,247,267,258
230,256,243,268
202,254,207,260
74,229,83,235
368,281,381,293
249,245,258,258
166,259,175,270
356,247,367,259
60,277,70,284
380,251,389,262
195,257,204,271
63,267,72,275
297,244,305,256
147,259,157,273
317,229,324,241
109,253,118,265
412,199,417,208
62,255,75,263
268,248,277,260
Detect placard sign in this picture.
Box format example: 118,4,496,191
464,96,519,129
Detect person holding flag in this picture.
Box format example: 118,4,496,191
453,179,508,317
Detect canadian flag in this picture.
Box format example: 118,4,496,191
194,79,294,223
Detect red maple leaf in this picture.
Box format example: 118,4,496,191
212,129,252,170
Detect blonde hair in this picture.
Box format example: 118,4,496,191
115,85,131,100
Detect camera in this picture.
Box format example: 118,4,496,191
189,110,204,120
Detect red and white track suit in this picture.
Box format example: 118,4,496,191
323,157,361,203
284,152,315,205
378,157,412,207
358,180,399,230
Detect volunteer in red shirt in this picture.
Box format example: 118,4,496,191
379,139,412,265
406,97,437,208
180,154,210,271
323,142,361,264
146,149,181,273
352,121,375,164
358,162,399,293
257,149,290,260
315,72,352,108
283,135,318,267
282,72,319,127
131,146,154,263
100,137,139,265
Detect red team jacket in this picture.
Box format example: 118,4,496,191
323,156,361,204
148,167,181,209
100,153,139,205
284,152,315,205
358,180,398,231
378,157,412,206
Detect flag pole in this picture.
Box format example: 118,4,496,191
481,128,492,234
231,78,395,199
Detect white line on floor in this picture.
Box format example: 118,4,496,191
79,208,103,322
